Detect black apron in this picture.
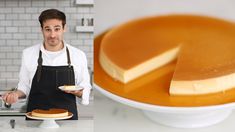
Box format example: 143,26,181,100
26,47,78,120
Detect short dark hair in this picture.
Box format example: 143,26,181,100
38,9,66,28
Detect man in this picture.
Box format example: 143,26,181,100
2,9,91,120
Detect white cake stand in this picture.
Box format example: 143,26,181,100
94,83,235,128
26,112,73,128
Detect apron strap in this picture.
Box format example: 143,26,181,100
66,47,71,67
37,51,43,82
66,47,72,84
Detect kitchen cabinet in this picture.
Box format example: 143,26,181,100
75,0,94,33
76,0,94,5
76,26,94,33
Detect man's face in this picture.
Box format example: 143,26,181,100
41,19,65,47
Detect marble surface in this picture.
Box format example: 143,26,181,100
94,91,235,132
0,98,93,131
0,116,93,132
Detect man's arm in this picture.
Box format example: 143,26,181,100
77,52,92,105
63,89,83,98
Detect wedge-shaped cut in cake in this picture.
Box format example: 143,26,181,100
170,32,235,95
99,15,235,95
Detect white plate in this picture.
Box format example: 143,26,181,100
58,85,83,91
26,112,73,128
94,83,235,128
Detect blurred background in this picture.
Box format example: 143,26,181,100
95,0,235,131
95,0,235,36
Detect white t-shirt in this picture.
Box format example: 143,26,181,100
17,42,91,105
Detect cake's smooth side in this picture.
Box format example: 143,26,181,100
99,48,125,82
31,109,68,118
100,46,180,83
123,47,180,83
170,73,235,95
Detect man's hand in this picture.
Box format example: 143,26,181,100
63,89,83,98
2,90,26,104
2,92,19,104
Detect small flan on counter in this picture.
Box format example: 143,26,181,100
99,15,235,95
31,108,69,118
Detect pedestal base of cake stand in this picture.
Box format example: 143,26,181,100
39,119,59,128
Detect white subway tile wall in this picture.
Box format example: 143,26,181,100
0,0,94,82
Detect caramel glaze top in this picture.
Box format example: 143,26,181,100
100,15,235,80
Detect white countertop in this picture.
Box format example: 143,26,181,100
0,98,93,131
0,116,93,132
95,91,235,132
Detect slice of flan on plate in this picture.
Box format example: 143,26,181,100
99,15,235,95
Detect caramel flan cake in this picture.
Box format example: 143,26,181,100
31,108,69,118
99,15,235,95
